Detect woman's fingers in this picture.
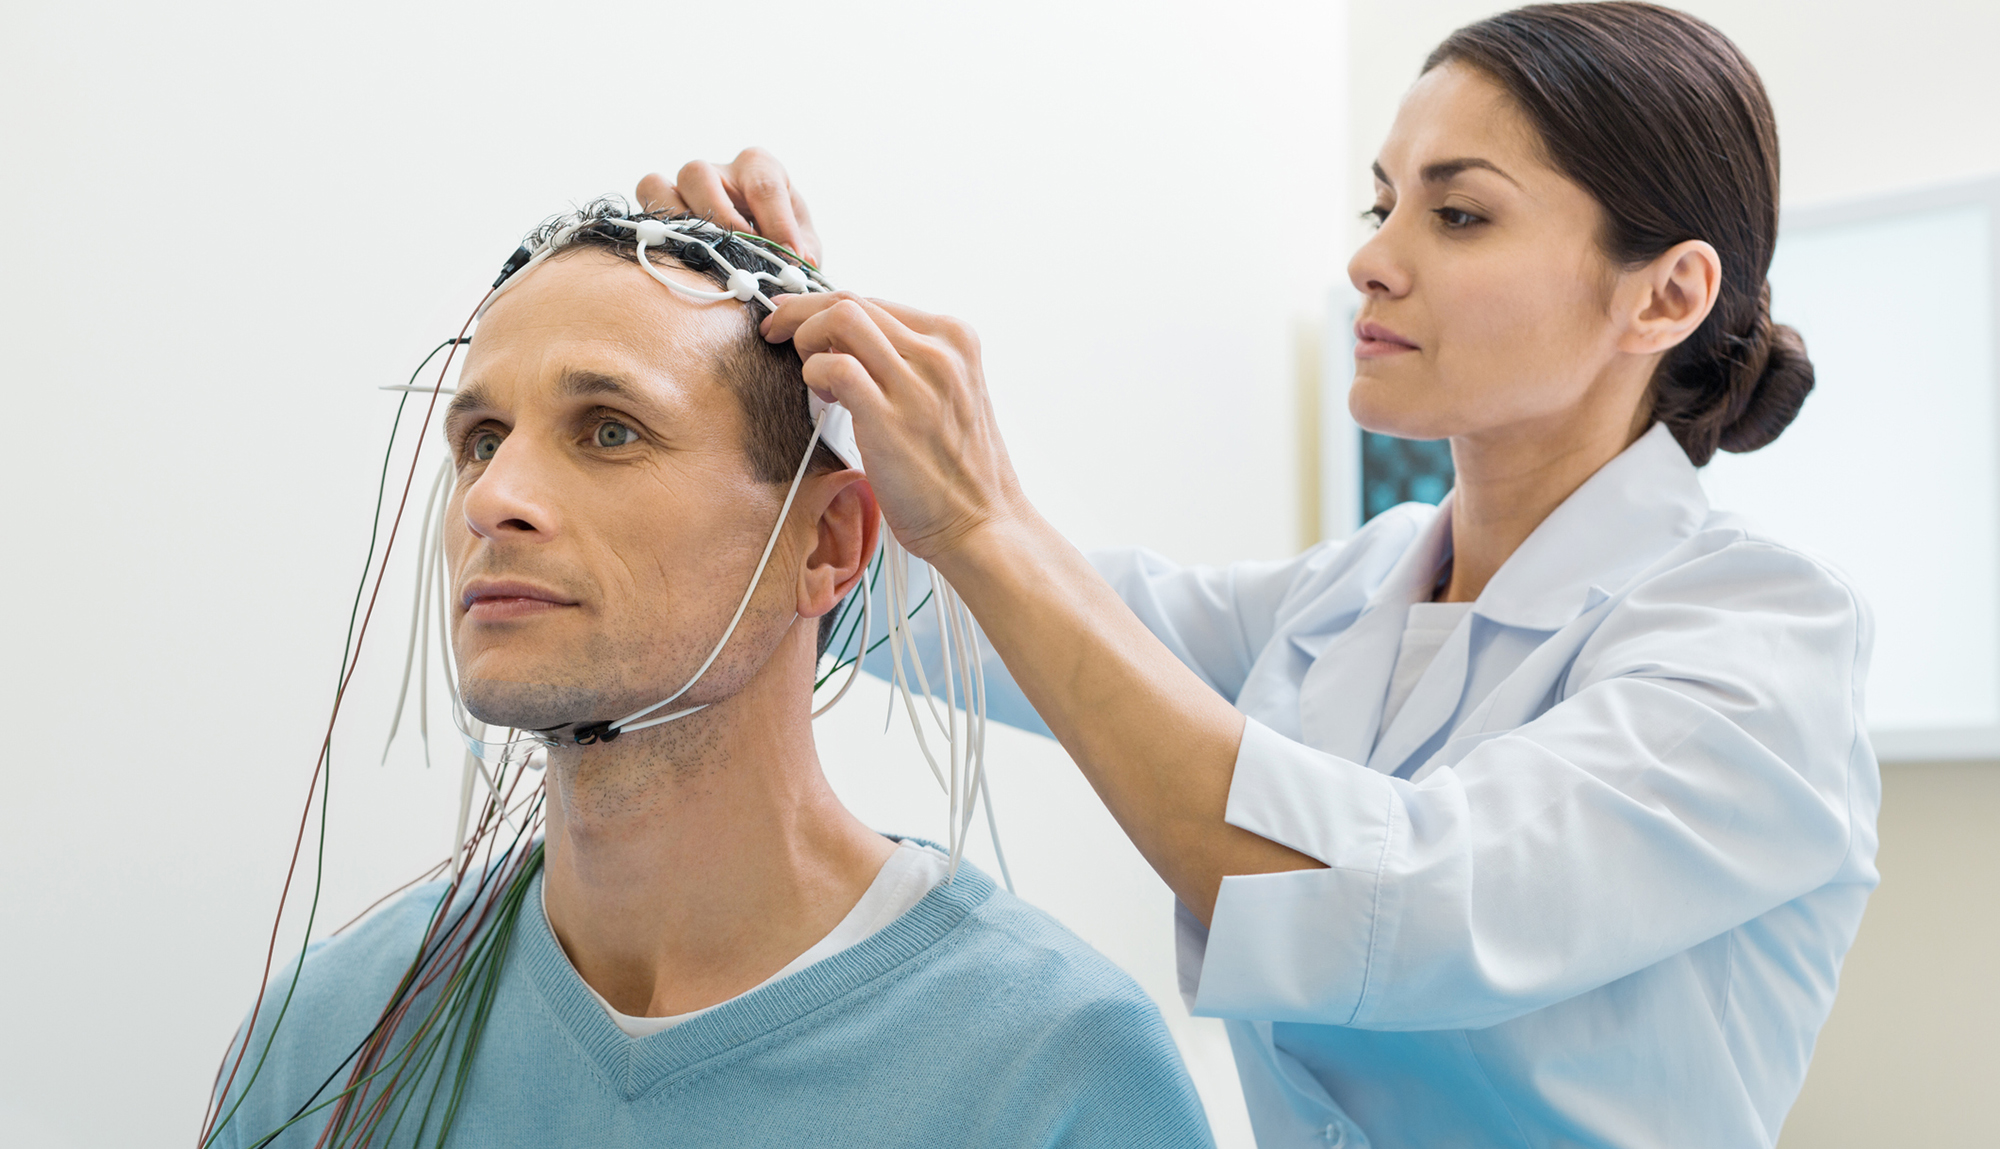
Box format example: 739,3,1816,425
790,298,927,399
650,149,824,268
634,173,687,216
723,148,820,266
801,351,889,417
761,292,846,344
675,159,756,234
784,185,822,267
867,298,979,349
764,292,934,348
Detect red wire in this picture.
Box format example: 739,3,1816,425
322,762,544,1142
202,291,492,1146
325,796,544,1146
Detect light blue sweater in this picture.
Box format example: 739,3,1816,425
211,850,1214,1148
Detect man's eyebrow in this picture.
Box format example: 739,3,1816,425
443,370,650,429
444,383,494,429
557,369,636,400
1371,157,1522,189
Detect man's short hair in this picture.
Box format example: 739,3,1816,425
524,200,851,655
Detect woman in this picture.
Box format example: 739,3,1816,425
647,5,1877,1146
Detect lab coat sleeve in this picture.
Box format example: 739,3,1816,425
861,545,1335,738
1196,539,1877,1031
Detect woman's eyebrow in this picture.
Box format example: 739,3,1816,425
1420,156,1520,187
1370,157,1522,190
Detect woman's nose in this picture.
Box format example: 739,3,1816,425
1348,216,1413,299
460,438,561,542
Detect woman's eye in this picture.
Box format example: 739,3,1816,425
1434,207,1483,229
471,431,502,462
594,421,639,448
1362,204,1391,228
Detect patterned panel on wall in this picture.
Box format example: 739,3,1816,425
1360,432,1454,522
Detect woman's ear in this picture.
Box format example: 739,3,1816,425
798,471,880,620
1619,239,1722,356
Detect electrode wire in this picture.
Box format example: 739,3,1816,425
381,456,453,769
202,301,487,1149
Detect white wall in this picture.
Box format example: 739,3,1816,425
1346,2,2000,1145
0,2,1350,1146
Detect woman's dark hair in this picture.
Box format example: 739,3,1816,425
1425,2,1812,465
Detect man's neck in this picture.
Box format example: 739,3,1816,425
538,630,895,1018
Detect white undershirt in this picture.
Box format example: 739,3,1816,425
1380,601,1475,731
557,838,950,1038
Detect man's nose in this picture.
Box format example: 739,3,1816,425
460,437,561,542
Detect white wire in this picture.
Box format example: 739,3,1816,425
811,553,873,719
383,457,452,765
452,739,479,878
632,233,739,303
888,545,954,740
474,247,554,320
884,537,949,794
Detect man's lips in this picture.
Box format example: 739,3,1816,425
460,579,578,622
1355,319,1420,358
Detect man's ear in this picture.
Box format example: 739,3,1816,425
1618,238,1722,357
797,470,880,621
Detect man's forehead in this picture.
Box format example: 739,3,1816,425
452,250,740,413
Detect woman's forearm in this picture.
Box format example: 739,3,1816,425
935,512,1322,923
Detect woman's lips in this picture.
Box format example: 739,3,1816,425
1354,319,1419,359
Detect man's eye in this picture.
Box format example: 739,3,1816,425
471,431,502,461
594,421,639,448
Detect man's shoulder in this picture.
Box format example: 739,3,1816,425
208,880,457,1146
288,878,452,1005
895,870,1192,1067
941,883,1160,1012
872,874,1212,1145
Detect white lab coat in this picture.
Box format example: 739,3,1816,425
872,422,1879,1149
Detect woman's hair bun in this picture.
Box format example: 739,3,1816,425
1717,310,1814,456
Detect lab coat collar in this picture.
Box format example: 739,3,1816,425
1295,424,1703,761
1468,422,1708,631
1296,509,1454,760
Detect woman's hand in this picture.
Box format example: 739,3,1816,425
635,148,821,268
761,293,1030,572
765,291,1316,922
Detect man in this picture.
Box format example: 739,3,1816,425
209,206,1213,1148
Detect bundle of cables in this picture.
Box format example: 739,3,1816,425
198,201,1008,1149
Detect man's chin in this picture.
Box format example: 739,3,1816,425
459,677,605,733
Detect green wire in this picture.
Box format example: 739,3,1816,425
211,338,464,1148
218,339,470,1149
322,842,545,1148
727,230,822,275
815,588,935,690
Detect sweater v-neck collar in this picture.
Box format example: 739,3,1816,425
515,852,997,1101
